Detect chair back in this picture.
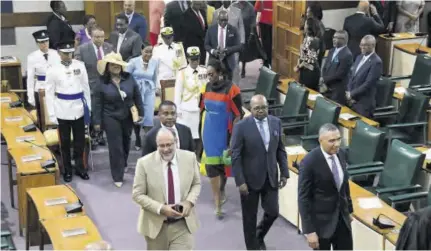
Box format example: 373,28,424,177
307,97,341,135
348,121,386,164
409,54,431,88
380,139,425,189
376,77,395,108
282,82,309,117
255,66,279,100
398,89,429,134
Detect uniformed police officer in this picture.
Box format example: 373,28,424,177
153,26,187,89
27,29,61,126
45,40,91,182
174,46,207,158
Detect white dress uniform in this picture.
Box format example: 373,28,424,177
45,59,91,124
174,65,207,139
26,49,60,106
152,42,187,87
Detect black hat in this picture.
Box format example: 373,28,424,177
56,40,75,53
32,30,49,42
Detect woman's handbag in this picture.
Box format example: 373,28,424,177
130,105,140,123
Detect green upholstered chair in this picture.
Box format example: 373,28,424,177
389,185,431,208
242,66,279,106
268,82,309,122
374,89,429,152
283,96,341,151
348,139,425,206
375,77,396,112
1,231,16,250
391,54,431,93
346,120,386,169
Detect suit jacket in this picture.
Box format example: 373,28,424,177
298,147,353,239
74,42,114,91
231,115,289,190
212,6,245,44
204,24,242,72
46,13,76,49
142,123,195,156
343,13,385,58
124,12,148,42
396,206,431,250
132,149,201,239
108,29,143,62
347,53,382,116
321,46,353,105
181,8,208,63
371,0,398,30
164,0,189,41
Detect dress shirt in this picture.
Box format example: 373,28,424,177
117,33,126,53
332,46,346,61
254,117,269,151
320,147,344,186
93,43,105,59
126,12,134,24
211,25,228,55
161,124,181,148
157,155,181,214
355,52,374,74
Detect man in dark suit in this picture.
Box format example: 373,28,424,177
298,123,354,250
46,0,75,50
343,1,385,58
164,0,189,42
346,35,382,118
204,10,242,80
108,14,142,62
142,100,194,156
122,0,148,41
181,0,208,64
320,30,353,105
370,1,398,32
231,94,289,250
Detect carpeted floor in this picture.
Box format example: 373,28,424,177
1,60,310,250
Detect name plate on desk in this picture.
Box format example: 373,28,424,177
5,116,23,122
44,197,68,206
0,97,11,103
285,146,307,155
16,136,35,142
395,86,406,94
21,154,42,162
339,113,359,121
308,94,323,101
61,228,87,238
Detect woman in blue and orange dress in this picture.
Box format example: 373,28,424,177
199,59,243,219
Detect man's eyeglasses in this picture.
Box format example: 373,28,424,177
252,105,268,111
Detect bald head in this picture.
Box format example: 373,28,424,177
358,0,370,12
156,128,176,161
250,94,268,120
156,127,176,143
124,0,135,14
218,10,229,28
360,35,376,55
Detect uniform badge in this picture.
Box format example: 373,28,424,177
73,69,81,75
176,49,182,57
198,74,204,80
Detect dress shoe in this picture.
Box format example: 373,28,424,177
75,171,89,180
63,173,72,182
114,182,123,188
98,136,106,146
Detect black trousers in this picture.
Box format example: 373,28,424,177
317,214,353,250
240,177,279,250
34,92,42,128
58,117,86,174
90,94,103,142
103,115,133,182
260,23,272,67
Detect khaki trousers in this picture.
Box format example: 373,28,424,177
145,219,193,250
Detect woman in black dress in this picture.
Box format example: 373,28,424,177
294,18,321,91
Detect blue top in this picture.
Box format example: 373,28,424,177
126,57,159,90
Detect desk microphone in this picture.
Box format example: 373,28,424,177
292,155,300,169
8,99,37,132
415,35,428,54
23,140,56,169
8,100,23,108
372,213,402,229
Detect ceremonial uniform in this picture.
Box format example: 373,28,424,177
174,47,207,139
153,27,187,87
26,30,60,125
45,41,91,182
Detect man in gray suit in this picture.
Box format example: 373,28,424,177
75,25,113,148
108,13,142,62
212,0,245,84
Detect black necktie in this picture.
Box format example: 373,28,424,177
168,45,173,50
193,70,198,74
43,54,48,61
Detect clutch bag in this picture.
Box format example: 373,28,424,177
130,105,139,123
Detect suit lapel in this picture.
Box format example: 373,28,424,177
355,53,373,77
176,151,188,199
176,124,185,148
88,43,97,60
268,116,275,150
336,151,347,190
154,151,167,202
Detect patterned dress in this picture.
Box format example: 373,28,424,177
199,80,243,175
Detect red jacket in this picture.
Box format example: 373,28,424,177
255,0,273,25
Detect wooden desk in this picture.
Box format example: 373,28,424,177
376,33,427,75
26,185,84,250
277,79,379,146
0,92,20,108
392,43,431,87
8,147,59,236
0,60,23,99
385,232,398,250
1,107,35,130
1,126,46,149
39,216,102,250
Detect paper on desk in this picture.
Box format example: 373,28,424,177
285,146,307,155
16,136,35,142
0,97,11,103
340,113,358,121
5,116,23,122
395,87,406,94
21,154,42,162
424,149,431,160
358,197,383,209
308,94,323,101
0,56,17,63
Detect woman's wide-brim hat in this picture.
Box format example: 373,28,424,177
97,52,128,75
